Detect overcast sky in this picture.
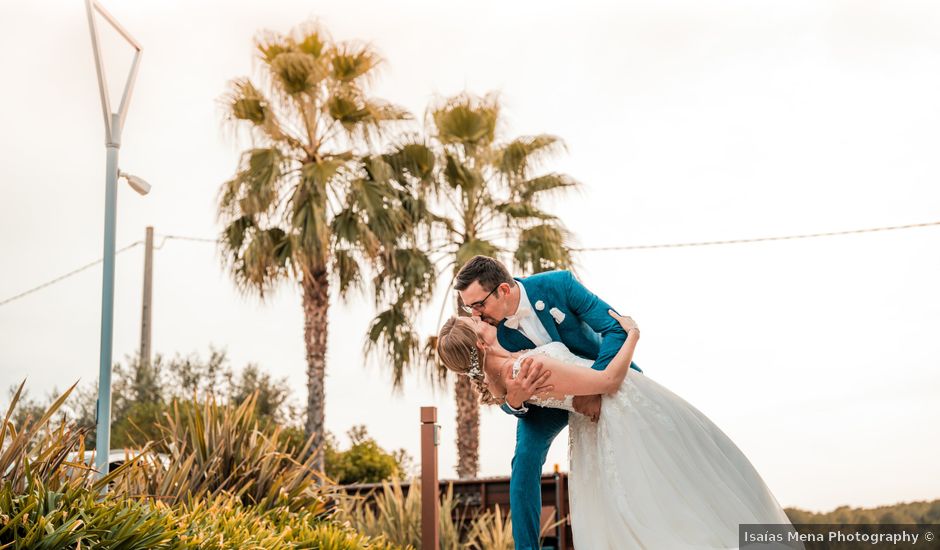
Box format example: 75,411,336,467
1,0,938,512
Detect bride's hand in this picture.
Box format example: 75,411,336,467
608,310,639,334
505,357,553,409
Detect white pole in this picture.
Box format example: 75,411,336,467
85,0,143,480
95,113,121,478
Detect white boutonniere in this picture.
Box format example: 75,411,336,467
549,307,566,324
534,300,545,311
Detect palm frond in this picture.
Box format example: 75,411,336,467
431,93,499,149
365,99,411,123
289,198,330,267
217,148,287,223
327,93,372,129
285,160,344,265
394,248,437,302
364,306,422,388
442,153,481,193
495,134,565,179
224,79,299,147
270,51,323,95
332,249,363,298
255,31,294,65
398,194,453,243
330,43,382,84
516,173,580,201
373,247,436,306
294,26,327,58
493,201,557,222
226,225,293,298
383,141,436,186
363,245,439,390
513,223,574,275
242,148,286,216
422,336,451,389
328,95,410,146
227,79,269,125
220,216,255,261
300,158,344,200
349,178,404,241
330,206,363,247
455,239,500,272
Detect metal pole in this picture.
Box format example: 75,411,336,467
139,226,153,370
86,0,142,481
421,406,440,549
95,113,121,478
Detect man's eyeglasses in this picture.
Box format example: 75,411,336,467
461,286,499,314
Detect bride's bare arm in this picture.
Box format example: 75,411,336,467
525,314,640,399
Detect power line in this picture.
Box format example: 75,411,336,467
158,234,219,244
2,220,937,308
153,234,219,250
571,220,940,252
0,235,220,309
0,235,219,309
155,222,940,252
0,241,143,307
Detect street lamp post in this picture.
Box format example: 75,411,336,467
85,0,147,480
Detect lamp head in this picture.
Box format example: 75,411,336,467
119,171,151,195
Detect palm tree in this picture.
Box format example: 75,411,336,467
217,23,437,470
368,93,579,478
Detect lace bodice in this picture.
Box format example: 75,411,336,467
511,342,594,413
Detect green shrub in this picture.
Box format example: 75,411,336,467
785,499,940,524
0,382,179,549
326,426,411,484
169,494,402,549
124,393,329,513
1,381,409,549
0,473,179,549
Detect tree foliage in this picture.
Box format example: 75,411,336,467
324,425,412,485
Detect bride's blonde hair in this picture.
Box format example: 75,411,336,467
436,317,503,405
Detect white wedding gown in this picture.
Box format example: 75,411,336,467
514,342,800,550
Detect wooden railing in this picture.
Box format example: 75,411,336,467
337,407,574,549
340,473,573,549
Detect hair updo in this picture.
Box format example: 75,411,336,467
436,317,503,405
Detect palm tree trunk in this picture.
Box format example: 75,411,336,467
453,293,480,479
454,359,480,478
301,267,330,472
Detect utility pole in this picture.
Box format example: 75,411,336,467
139,226,153,369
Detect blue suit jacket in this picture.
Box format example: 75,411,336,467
497,270,641,416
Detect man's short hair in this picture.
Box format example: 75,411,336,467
454,255,515,292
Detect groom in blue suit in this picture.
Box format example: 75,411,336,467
455,255,641,550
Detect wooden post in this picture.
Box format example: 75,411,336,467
554,465,568,550
421,406,440,549
139,226,153,369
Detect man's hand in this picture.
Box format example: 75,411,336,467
572,394,602,422
505,357,553,409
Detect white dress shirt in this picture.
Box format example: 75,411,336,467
505,283,552,347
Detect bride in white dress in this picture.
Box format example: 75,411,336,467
436,311,799,549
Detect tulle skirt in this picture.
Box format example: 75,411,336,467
567,371,799,549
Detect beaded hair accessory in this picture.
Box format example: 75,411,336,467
466,347,483,382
